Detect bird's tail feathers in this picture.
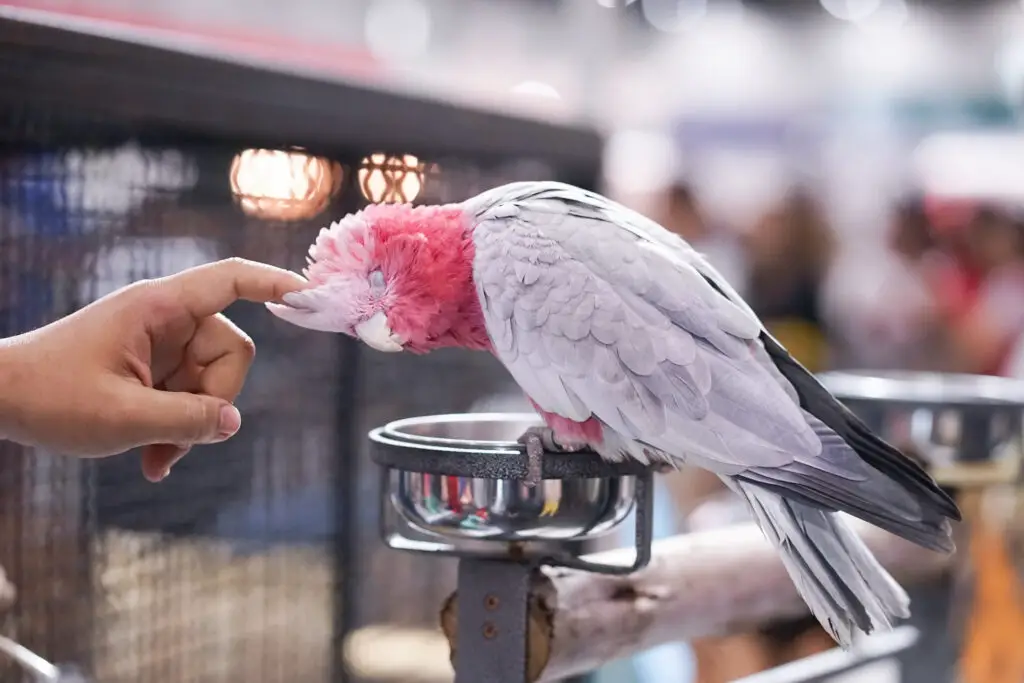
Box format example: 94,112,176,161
738,412,956,555
731,478,910,649
804,411,956,553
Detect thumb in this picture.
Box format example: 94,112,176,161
121,387,242,448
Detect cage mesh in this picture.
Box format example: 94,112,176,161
0,91,592,683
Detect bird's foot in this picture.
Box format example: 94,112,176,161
517,426,582,489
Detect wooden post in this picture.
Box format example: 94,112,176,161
440,518,954,682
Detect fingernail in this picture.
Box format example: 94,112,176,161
218,404,242,438
146,464,172,483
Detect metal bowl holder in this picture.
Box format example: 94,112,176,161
370,415,653,683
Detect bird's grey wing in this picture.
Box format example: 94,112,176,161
468,180,760,317
470,189,822,474
471,186,954,550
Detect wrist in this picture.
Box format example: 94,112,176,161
0,336,33,444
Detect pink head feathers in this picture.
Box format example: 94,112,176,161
266,203,491,354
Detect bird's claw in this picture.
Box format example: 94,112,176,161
518,425,564,451
517,426,581,489
519,431,544,489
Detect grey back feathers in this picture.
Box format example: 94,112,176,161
466,181,960,647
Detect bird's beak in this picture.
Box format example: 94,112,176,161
354,311,404,353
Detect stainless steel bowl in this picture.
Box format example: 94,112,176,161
371,413,638,542
820,371,1024,486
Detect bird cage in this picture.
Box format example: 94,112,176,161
0,9,602,683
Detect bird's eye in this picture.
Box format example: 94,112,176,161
369,269,386,291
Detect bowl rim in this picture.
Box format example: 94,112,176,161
818,371,1024,407
378,412,543,449
368,413,649,479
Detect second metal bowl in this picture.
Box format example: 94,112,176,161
820,371,1024,486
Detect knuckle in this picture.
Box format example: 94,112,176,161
215,257,253,296
236,333,256,362
216,313,256,361
100,391,139,441
117,278,158,306
143,288,181,321
219,257,251,274
183,396,214,442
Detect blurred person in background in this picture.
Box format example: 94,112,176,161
944,206,1024,376
925,200,985,327
744,188,834,372
660,181,749,298
1005,330,1024,379
821,196,950,371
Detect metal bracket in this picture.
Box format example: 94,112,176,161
453,559,533,683
369,413,657,682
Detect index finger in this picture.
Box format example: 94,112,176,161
164,258,309,319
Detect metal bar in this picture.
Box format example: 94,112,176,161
544,471,653,575
899,576,959,683
0,9,603,167
369,424,649,479
331,336,363,683
0,634,61,682
76,459,96,681
731,626,919,683
454,559,533,683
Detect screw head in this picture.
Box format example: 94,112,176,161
484,595,500,610
482,622,498,639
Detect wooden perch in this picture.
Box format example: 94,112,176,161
440,518,954,682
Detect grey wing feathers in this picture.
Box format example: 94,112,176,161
471,184,817,472
696,268,959,548
758,331,961,524
469,181,957,552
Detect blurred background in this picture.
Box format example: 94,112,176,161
0,0,1022,682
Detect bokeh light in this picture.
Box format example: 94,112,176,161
358,153,425,204
230,149,342,221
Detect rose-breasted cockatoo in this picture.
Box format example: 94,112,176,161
266,180,960,647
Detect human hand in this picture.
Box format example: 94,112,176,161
0,258,307,481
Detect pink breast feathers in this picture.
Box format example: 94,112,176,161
527,399,604,448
